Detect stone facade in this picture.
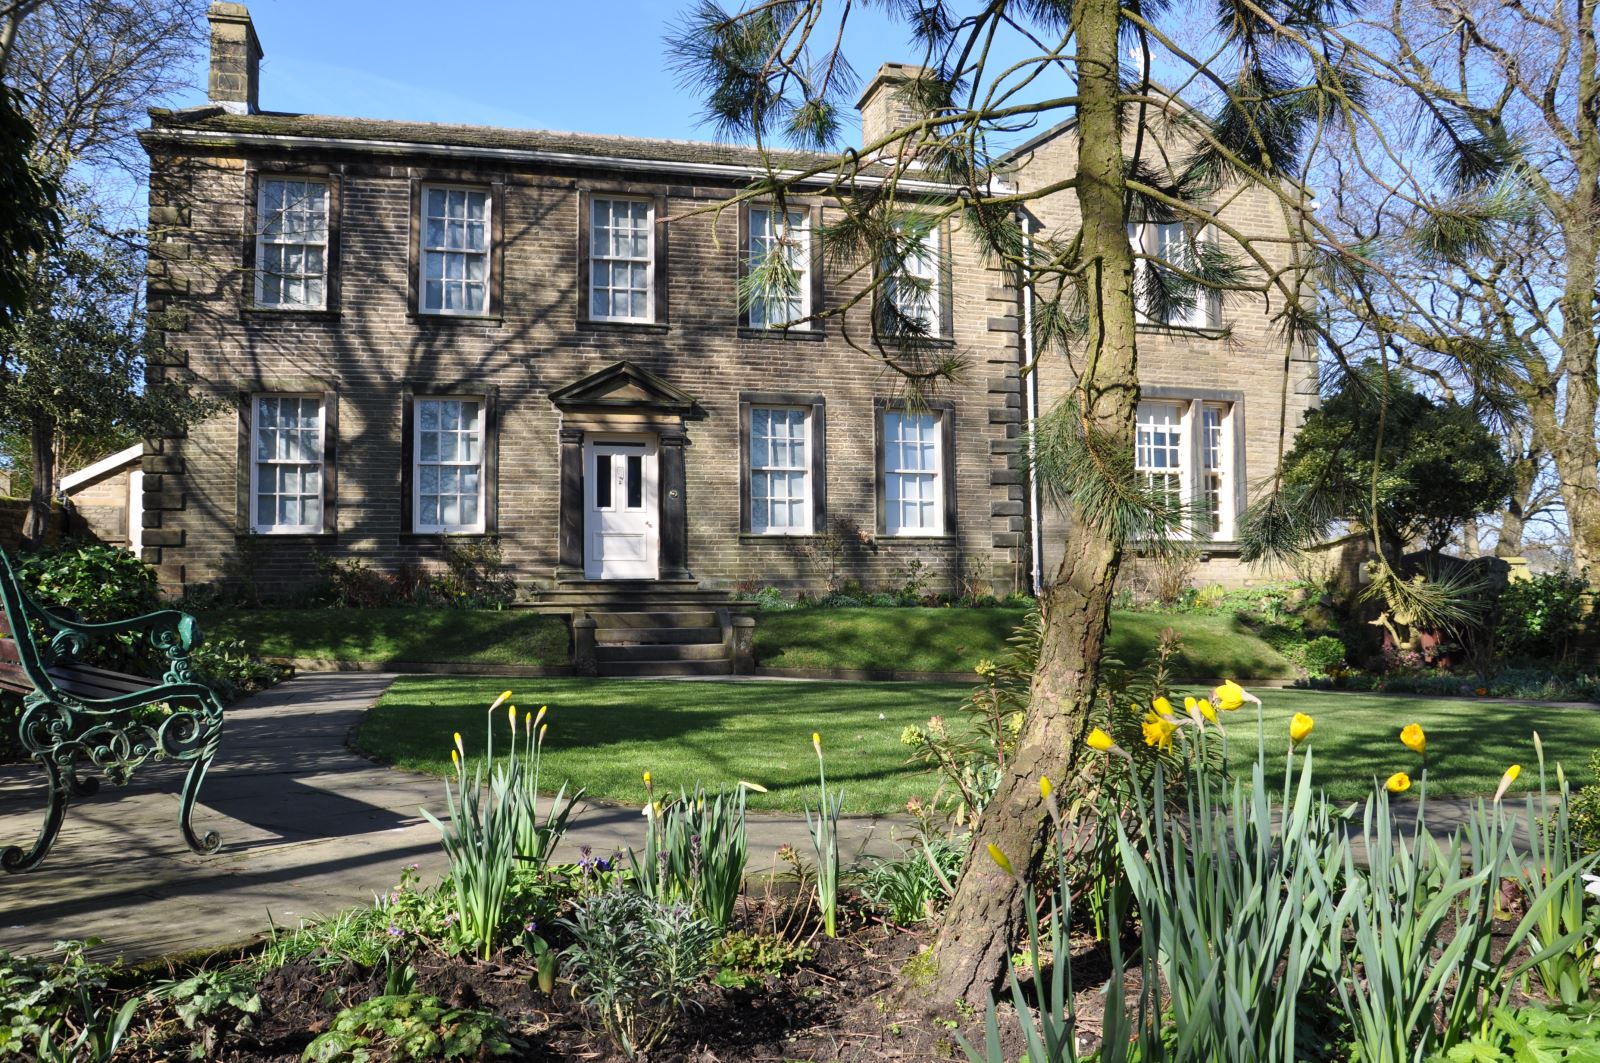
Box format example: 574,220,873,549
1006,114,1320,589
135,6,1309,601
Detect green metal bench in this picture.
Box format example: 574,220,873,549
0,546,225,873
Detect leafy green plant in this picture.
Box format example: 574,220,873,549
559,888,716,1059
419,693,523,959
1495,573,1592,664
301,993,516,1062
630,779,752,928
1301,636,1347,676
1518,742,1600,1007
505,705,583,870
806,731,844,937
1430,1003,1600,1061
415,539,516,609
860,838,964,925
16,542,158,622
150,966,262,1056
0,940,137,1062
189,635,289,700
709,931,812,990
312,552,403,609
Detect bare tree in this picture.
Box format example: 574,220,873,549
1317,0,1600,574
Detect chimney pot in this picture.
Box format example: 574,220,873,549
206,2,263,115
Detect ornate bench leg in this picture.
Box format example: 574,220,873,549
2,757,72,874
177,700,224,856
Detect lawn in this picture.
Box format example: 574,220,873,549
754,607,1295,679
356,678,1598,813
199,608,569,666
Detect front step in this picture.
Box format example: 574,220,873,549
596,625,723,645
597,641,729,662
608,658,734,678
590,609,719,630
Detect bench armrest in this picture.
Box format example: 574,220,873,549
44,609,204,680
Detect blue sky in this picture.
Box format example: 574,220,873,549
169,1,928,144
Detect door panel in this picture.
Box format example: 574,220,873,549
583,436,658,579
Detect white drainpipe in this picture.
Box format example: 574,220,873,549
1020,213,1043,596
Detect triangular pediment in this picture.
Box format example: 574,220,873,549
548,360,697,413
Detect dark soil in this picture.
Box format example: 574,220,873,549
119,901,1106,1063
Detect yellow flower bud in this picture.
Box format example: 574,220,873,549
1385,771,1412,794
1197,699,1217,724
1494,764,1521,803
1152,695,1176,719
643,771,652,786
986,844,1015,877
535,705,548,728
1400,723,1426,756
813,732,823,756
453,732,464,757
509,705,517,733
451,749,460,769
1039,776,1053,800
1086,727,1116,753
490,690,513,712
1289,712,1314,744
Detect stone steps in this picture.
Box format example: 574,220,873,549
526,582,754,678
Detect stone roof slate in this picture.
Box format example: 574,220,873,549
144,107,837,174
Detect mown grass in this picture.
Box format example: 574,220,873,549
199,608,570,666
356,678,1591,813
753,607,1295,678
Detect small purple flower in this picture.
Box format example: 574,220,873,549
579,845,593,859
387,925,404,937
595,857,612,873
525,921,538,933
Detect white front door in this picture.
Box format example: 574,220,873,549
583,435,659,579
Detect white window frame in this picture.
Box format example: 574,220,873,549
882,409,944,536
746,206,812,330
418,183,492,317
1134,398,1237,540
1128,221,1221,329
250,393,325,535
884,223,940,335
588,196,655,323
254,177,330,309
412,395,487,534
1201,401,1235,541
748,405,812,534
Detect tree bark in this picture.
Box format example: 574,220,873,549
22,413,53,547
923,0,1140,1008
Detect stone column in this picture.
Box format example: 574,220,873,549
731,615,756,675
557,427,584,580
572,615,598,676
658,427,692,581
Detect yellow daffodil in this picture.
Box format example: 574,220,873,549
987,844,1015,877
453,732,465,758
1152,696,1176,719
1214,679,1248,711
508,705,517,733
451,748,460,770
1400,723,1426,756
1494,764,1521,803
1290,712,1314,744
1039,776,1053,800
1386,772,1412,794
535,705,548,728
1087,727,1116,752
490,690,513,712
642,771,652,786
738,780,769,793
524,711,532,731
1197,698,1218,724
813,732,823,756
539,723,547,744
1142,711,1177,752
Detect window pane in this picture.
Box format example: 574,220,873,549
627,454,643,508
595,454,612,508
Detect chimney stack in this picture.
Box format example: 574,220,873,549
856,63,928,150
206,3,263,114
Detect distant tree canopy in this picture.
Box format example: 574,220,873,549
0,83,57,329
1281,371,1514,556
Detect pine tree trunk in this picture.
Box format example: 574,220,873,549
22,415,54,547
922,0,1141,1008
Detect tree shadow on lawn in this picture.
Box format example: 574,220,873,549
360,678,966,813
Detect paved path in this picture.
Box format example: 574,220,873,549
0,674,906,963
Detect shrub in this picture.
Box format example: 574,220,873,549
560,888,716,1058
1496,572,1591,663
312,552,403,609
416,540,517,609
749,585,795,610
188,636,289,700
302,993,516,1061
16,542,158,622
1302,636,1347,676
149,967,261,1051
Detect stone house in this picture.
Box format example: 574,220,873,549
136,4,1312,637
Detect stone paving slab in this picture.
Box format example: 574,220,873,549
0,674,907,963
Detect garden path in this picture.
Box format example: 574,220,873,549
0,673,904,963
